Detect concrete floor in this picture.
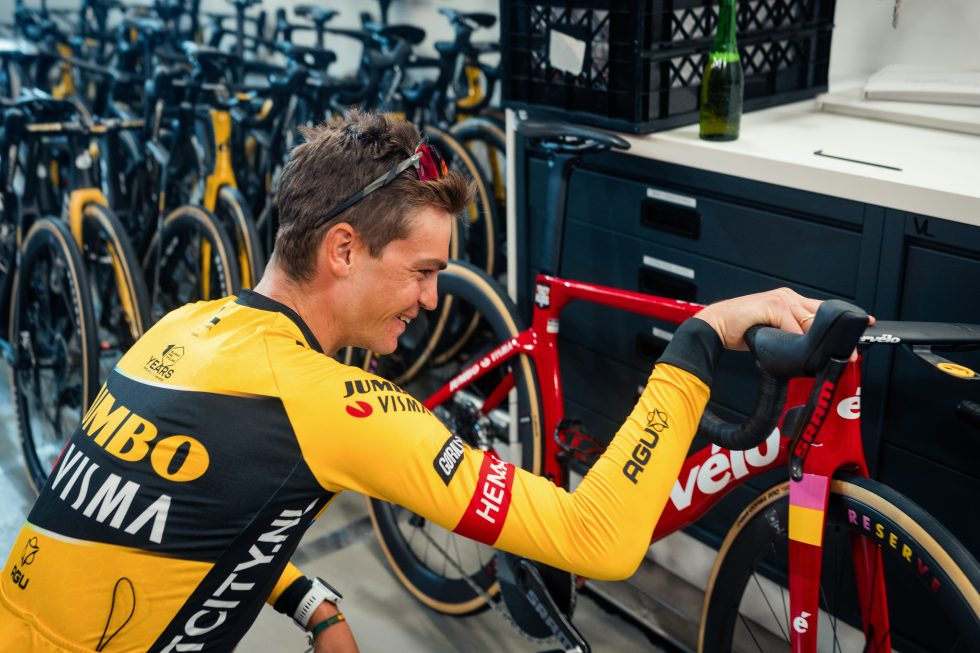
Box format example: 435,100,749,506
0,374,662,652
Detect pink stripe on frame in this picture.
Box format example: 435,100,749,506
790,473,829,511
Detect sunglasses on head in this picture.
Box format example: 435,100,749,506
313,142,448,230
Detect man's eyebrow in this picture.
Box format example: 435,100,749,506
416,258,449,271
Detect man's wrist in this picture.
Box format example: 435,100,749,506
293,577,343,631
656,317,724,387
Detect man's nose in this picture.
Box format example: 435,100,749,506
419,277,438,311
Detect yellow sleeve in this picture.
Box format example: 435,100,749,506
267,562,305,606
273,334,709,581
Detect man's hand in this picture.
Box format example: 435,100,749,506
308,601,360,653
694,287,858,350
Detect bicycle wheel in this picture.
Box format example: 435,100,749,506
424,125,497,279
215,185,265,289
80,203,151,381
368,259,543,614
450,116,506,247
142,204,240,322
10,217,99,493
700,474,980,652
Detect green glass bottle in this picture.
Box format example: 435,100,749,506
699,0,744,141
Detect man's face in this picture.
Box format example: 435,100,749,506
348,206,452,355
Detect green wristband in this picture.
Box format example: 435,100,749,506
310,613,346,637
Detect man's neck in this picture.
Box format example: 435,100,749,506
252,263,341,355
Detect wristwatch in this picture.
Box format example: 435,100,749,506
293,577,344,631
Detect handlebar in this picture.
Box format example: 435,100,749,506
696,299,870,451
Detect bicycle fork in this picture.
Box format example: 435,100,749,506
786,359,891,652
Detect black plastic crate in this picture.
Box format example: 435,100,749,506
501,0,836,134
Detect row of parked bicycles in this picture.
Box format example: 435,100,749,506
0,0,508,493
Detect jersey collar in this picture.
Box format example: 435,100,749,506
235,289,324,354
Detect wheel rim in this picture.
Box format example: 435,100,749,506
15,243,89,487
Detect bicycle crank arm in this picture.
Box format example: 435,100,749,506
514,558,590,653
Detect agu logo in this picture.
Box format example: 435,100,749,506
20,537,39,566
10,537,39,590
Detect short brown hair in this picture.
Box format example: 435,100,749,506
273,110,472,282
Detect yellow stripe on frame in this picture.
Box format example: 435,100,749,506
789,504,825,547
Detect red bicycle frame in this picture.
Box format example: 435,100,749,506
425,273,887,652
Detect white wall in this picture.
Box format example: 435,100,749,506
830,0,980,84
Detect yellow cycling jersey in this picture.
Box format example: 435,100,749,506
1,289,721,652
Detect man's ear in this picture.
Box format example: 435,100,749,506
322,222,357,277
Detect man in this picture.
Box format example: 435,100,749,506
0,111,824,652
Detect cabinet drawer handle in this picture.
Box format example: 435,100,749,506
642,198,701,240
638,267,697,302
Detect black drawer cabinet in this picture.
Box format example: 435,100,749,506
515,140,979,561
563,168,867,297
559,219,840,417
871,215,980,556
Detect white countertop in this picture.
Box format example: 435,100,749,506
620,98,980,227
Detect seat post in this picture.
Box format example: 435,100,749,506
538,151,581,276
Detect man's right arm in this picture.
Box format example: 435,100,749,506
277,318,719,580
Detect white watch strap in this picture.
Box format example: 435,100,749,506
293,578,342,631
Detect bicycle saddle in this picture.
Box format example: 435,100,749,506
860,321,980,347
7,93,79,124
294,6,339,25
439,8,497,29
365,23,427,47
516,117,631,153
